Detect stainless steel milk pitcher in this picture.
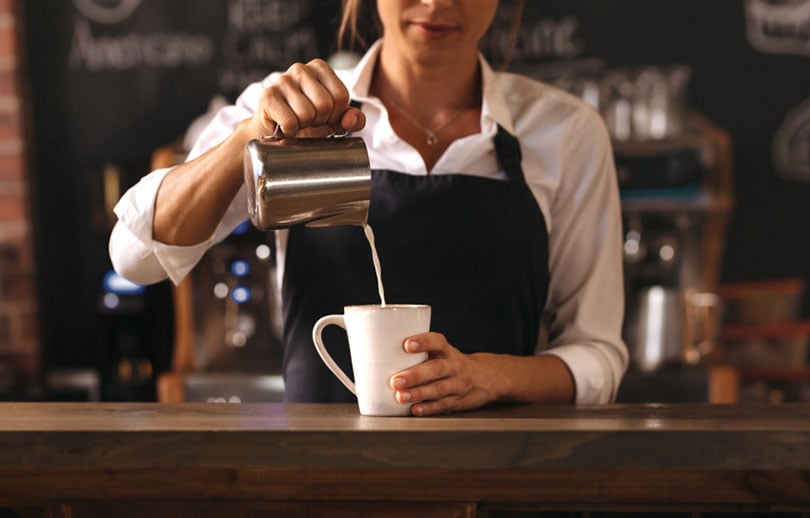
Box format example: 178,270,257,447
627,285,722,373
244,134,371,230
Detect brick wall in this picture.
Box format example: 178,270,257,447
0,0,38,390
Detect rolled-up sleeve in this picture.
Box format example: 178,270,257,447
108,166,219,285
539,108,629,404
108,80,270,286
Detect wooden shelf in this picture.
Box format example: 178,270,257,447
739,366,810,382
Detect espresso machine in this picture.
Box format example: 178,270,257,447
618,130,720,350
615,117,733,401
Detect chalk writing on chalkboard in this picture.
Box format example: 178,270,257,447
482,10,586,65
72,0,142,25
774,98,810,183
745,0,810,57
744,0,810,183
219,0,319,94
68,18,215,72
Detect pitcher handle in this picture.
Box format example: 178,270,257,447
312,315,356,395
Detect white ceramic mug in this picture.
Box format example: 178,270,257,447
312,304,430,416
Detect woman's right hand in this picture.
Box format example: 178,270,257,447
153,59,364,248
247,58,366,139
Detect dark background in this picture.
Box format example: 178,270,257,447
21,0,809,394
518,0,810,291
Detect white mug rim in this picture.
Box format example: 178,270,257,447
344,304,429,311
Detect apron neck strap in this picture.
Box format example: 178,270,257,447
494,125,525,183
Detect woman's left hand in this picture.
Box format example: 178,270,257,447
389,332,501,416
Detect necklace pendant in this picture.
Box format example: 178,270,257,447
426,131,438,146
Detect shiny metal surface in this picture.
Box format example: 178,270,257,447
628,285,721,372
628,286,684,372
244,136,371,230
182,373,285,403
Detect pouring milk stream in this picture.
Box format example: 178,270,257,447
363,223,387,306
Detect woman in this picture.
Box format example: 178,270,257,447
109,0,628,415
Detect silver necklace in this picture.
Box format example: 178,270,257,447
388,100,470,146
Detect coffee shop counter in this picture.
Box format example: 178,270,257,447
1,402,809,517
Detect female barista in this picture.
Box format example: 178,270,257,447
109,0,628,416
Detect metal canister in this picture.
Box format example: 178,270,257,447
244,135,371,230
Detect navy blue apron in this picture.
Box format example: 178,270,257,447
281,125,550,402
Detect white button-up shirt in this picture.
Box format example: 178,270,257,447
109,40,628,404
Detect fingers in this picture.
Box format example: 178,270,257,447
390,335,494,416
396,376,468,405
403,332,450,355
341,107,366,133
391,334,466,414
393,333,452,387
285,61,342,128
258,86,298,136
401,380,482,417
410,395,464,417
255,58,363,137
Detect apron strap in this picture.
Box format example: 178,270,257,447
494,125,525,183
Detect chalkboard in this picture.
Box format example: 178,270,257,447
25,0,342,167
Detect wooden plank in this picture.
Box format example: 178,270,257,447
0,468,808,506
1,428,809,471
3,402,810,432
46,501,476,518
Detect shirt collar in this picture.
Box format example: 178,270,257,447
478,52,515,135
345,40,380,102
345,39,516,136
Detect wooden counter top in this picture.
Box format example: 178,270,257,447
2,402,810,469
1,402,809,515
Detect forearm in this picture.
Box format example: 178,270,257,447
475,352,576,404
153,119,253,246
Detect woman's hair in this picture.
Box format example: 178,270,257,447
337,0,525,68
337,0,368,51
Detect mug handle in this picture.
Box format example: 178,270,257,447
312,315,356,395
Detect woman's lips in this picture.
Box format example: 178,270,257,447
410,21,459,39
